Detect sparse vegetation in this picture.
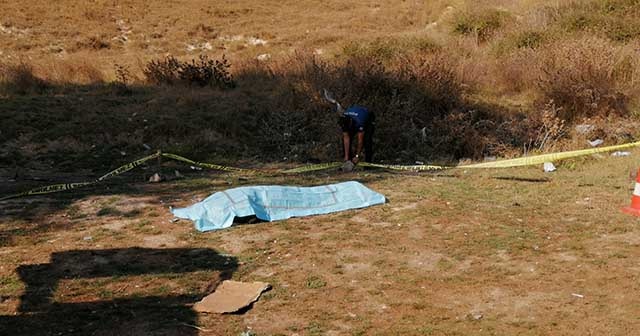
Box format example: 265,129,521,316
1,0,639,167
3,2,640,335
0,62,49,95
453,8,509,43
535,37,633,121
142,55,235,88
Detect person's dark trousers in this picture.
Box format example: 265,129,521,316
342,113,375,162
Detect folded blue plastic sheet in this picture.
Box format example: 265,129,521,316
171,181,386,231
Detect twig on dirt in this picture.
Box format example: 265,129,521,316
180,323,211,332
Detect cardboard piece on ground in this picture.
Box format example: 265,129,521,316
194,280,271,313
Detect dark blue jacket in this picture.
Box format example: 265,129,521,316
343,106,370,132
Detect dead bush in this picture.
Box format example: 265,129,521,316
495,48,538,94
525,100,567,153
74,36,111,51
43,58,105,84
143,55,235,89
453,8,510,43
550,0,640,42
0,62,49,95
535,38,631,121
235,52,472,162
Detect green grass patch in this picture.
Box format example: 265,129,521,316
97,206,121,217
305,276,327,289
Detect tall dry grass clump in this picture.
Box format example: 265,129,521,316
143,55,235,88
0,62,49,95
42,57,105,84
535,37,635,121
452,7,511,44
234,52,478,162
0,57,105,95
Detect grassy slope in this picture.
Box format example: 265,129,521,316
2,1,640,334
0,0,447,68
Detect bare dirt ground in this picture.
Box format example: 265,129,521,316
2,152,640,335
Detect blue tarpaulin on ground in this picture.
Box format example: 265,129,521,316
171,181,386,231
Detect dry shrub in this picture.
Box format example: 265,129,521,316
495,48,539,94
524,100,567,154
452,8,511,43
427,109,494,160
535,37,633,121
341,37,440,60
143,55,235,89
549,0,640,42
0,62,49,95
234,52,471,162
74,35,111,51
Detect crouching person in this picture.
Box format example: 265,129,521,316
339,105,374,172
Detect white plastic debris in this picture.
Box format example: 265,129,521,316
575,124,594,134
571,293,584,298
190,165,203,170
149,173,162,183
543,162,556,172
612,151,631,157
247,37,267,46
143,143,151,150
256,53,271,61
588,139,603,147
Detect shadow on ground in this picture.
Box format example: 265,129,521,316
0,247,237,336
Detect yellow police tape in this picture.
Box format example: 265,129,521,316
161,153,257,173
281,162,343,174
1,141,639,201
357,140,640,171
360,162,447,171
459,140,640,169
0,152,161,201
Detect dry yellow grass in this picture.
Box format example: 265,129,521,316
3,2,640,335
1,0,639,166
0,0,453,71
